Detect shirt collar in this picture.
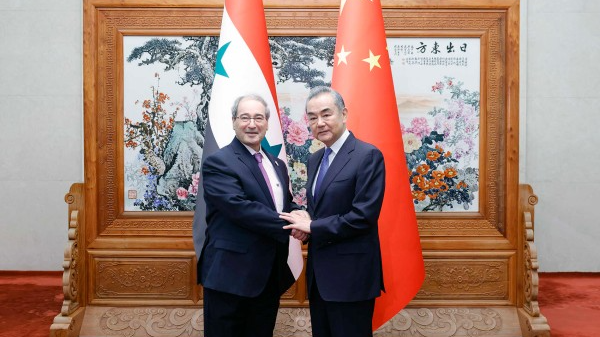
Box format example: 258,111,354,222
328,129,350,155
241,143,264,157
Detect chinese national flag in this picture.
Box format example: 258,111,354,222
331,0,425,330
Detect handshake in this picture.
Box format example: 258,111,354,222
280,210,311,242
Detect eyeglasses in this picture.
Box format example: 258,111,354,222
235,115,266,124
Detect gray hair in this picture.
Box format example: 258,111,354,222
305,86,346,112
231,94,271,119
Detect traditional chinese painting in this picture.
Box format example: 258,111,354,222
390,37,481,212
122,35,479,213
123,36,210,211
122,36,334,211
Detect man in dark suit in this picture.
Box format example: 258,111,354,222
280,86,386,337
196,94,306,337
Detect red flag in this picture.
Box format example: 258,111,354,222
331,0,425,330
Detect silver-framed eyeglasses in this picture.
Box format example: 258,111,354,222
236,115,267,124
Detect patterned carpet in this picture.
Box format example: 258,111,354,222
0,271,597,336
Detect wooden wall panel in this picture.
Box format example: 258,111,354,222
416,253,515,304
89,251,197,305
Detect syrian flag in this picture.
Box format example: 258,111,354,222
331,0,425,330
192,0,304,280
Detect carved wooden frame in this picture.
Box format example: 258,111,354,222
83,0,520,307
84,0,519,233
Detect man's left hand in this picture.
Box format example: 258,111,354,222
280,211,312,234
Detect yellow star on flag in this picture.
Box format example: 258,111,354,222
336,45,351,65
362,49,381,71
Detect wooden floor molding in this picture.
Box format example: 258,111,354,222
78,306,522,337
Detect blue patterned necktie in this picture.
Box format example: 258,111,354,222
314,147,332,201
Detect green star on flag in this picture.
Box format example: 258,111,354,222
261,138,282,158
215,41,231,78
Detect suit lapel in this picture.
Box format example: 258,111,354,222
231,138,276,209
264,151,285,187
312,134,356,207
307,148,321,206
264,151,288,208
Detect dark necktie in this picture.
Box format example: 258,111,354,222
254,153,275,204
314,147,332,200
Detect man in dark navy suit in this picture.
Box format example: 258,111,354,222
196,94,307,337
281,86,386,337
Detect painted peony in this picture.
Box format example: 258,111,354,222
403,133,422,153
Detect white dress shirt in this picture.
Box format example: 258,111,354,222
312,129,350,195
243,144,284,213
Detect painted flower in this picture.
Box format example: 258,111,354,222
432,170,445,180
408,117,431,138
141,166,149,175
176,187,188,200
280,110,292,132
460,168,479,188
431,81,444,92
309,139,325,153
416,164,430,175
444,167,458,178
292,188,307,206
293,162,308,180
431,179,447,191
188,172,200,196
427,151,441,161
286,120,310,146
403,133,422,153
403,77,480,211
412,190,426,201
418,179,431,191
412,175,425,186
